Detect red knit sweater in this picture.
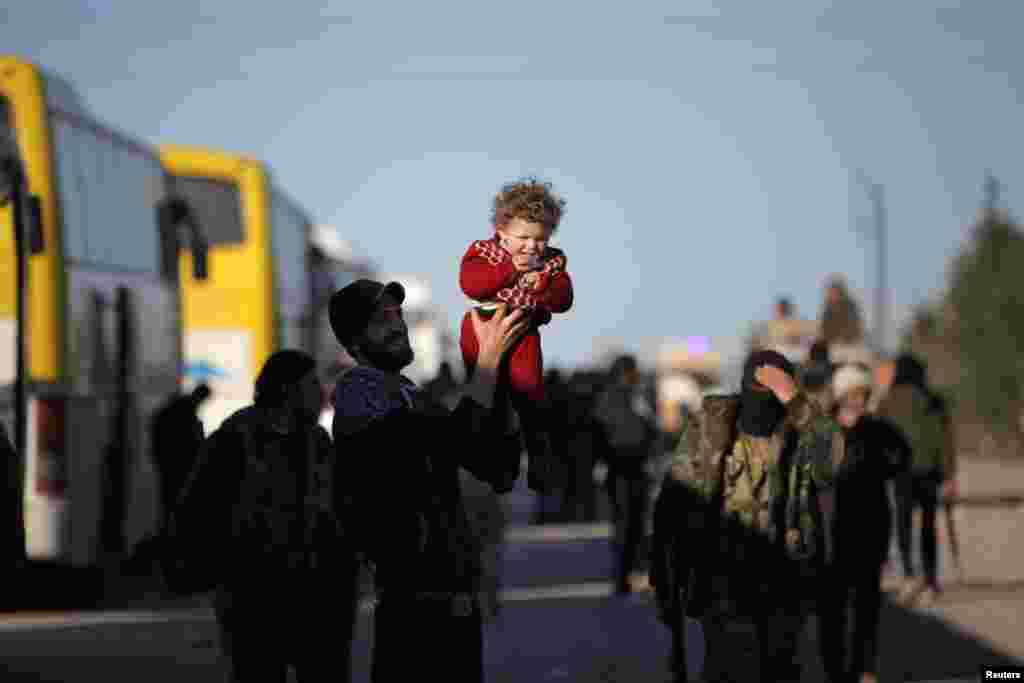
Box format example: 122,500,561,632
459,236,574,325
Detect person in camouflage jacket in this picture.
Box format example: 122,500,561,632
651,350,839,683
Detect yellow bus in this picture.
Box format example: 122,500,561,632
0,56,205,570
160,146,339,432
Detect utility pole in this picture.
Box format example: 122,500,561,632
984,172,1001,218
856,171,888,353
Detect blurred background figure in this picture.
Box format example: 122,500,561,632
775,296,794,323
750,295,820,366
649,371,703,555
562,371,611,524
820,276,865,348
875,353,958,607
800,340,836,412
534,369,573,524
125,383,212,578
423,360,458,407
592,354,660,595
151,383,211,531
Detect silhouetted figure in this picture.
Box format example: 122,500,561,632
423,361,457,407
820,277,864,346
876,354,957,607
800,340,835,411
593,355,659,594
820,365,910,683
151,383,211,528
536,368,573,523
170,351,354,683
563,372,609,524
328,280,527,683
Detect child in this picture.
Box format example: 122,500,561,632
459,179,574,493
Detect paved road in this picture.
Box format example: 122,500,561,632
1,460,1022,682
1,551,1016,682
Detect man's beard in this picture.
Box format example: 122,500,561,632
361,339,415,373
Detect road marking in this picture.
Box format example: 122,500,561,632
0,583,624,631
505,523,613,543
501,582,615,602
0,608,213,632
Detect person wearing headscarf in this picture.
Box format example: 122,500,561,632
819,365,910,683
875,353,957,606
592,354,661,594
170,350,355,683
651,350,840,682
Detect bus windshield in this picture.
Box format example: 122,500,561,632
171,176,244,246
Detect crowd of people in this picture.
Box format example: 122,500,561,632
651,342,958,681
0,178,963,683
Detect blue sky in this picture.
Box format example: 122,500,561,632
5,1,1022,369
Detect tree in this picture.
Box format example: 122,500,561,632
946,193,1024,436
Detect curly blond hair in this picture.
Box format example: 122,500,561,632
491,178,566,232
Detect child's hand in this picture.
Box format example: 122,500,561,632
520,272,542,290
547,254,566,272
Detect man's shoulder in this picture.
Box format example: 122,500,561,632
213,406,259,438
332,366,413,437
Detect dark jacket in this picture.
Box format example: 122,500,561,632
592,382,659,454
332,367,521,595
831,415,910,567
169,406,345,595
876,384,955,478
150,393,205,511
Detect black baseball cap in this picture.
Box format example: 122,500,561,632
329,279,406,347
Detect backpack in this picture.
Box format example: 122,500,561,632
594,385,656,450
880,385,946,473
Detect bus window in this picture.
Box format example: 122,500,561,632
270,190,311,350
51,114,162,272
171,176,244,246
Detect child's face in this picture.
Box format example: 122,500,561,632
497,217,552,262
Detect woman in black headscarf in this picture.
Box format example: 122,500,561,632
739,349,796,436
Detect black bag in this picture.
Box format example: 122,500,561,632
595,386,656,451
